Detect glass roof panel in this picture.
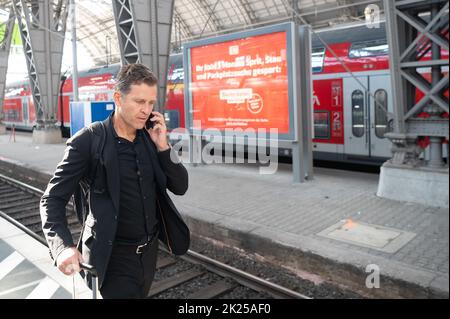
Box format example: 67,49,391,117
0,0,381,66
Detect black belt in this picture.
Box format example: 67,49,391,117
114,232,159,255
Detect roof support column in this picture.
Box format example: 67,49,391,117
378,0,449,208
12,0,69,143
112,0,174,113
0,8,15,135
426,3,446,169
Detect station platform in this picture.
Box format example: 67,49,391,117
0,132,448,298
0,213,93,299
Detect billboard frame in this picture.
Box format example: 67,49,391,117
183,21,297,142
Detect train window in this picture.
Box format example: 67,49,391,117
374,89,388,138
312,48,326,73
314,111,330,139
349,40,388,58
352,90,365,137
6,109,20,121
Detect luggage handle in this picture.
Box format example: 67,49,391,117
79,262,97,277
76,262,99,299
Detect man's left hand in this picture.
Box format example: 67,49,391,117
147,111,170,152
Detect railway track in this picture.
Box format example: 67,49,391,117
0,174,309,299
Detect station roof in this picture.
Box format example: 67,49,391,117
0,0,383,65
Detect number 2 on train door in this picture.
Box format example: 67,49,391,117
332,111,342,138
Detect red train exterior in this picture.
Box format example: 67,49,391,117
3,22,448,163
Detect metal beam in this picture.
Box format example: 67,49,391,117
383,0,449,168
12,0,68,131
396,5,449,53
233,0,257,25
404,73,450,120
292,25,314,182
0,7,14,131
401,59,449,68
399,2,449,61
385,0,408,134
400,70,449,113
70,0,78,101
191,0,220,33
173,8,193,39
407,118,449,138
112,0,174,112
172,10,193,52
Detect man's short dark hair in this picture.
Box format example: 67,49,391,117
115,64,158,95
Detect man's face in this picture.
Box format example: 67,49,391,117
114,83,157,130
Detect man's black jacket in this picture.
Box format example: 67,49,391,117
40,115,190,288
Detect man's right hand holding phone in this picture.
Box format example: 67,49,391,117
146,112,170,152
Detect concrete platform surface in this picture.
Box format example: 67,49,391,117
0,216,92,299
0,132,448,298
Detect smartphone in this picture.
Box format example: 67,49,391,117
145,113,155,130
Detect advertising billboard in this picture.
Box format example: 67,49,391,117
184,23,295,140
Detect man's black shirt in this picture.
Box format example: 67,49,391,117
110,119,158,243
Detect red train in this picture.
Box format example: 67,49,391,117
3,22,448,163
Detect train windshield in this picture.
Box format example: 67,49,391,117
349,40,388,58
312,48,326,73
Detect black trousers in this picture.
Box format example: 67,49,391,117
100,238,159,299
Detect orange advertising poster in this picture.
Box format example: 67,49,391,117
189,31,289,133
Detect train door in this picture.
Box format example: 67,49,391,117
343,76,369,156
369,75,392,158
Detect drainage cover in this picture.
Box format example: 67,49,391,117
317,220,416,253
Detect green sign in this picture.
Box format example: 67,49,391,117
0,23,22,46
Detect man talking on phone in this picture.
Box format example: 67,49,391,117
40,64,190,298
